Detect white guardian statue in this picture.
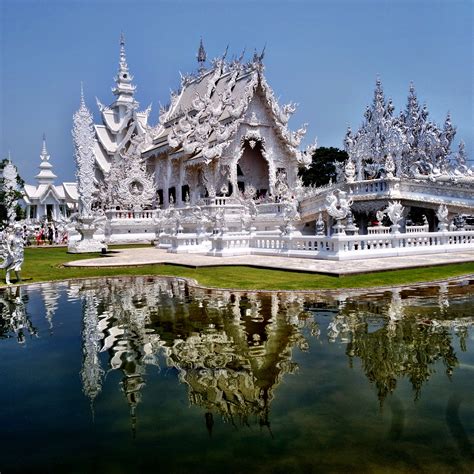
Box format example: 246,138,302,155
1,224,25,285
385,201,404,233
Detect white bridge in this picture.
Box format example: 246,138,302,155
300,177,474,222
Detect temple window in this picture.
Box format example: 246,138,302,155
168,186,176,204
181,184,190,202
157,189,163,206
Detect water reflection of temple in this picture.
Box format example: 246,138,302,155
1,276,473,428
162,291,310,428
75,277,311,431
313,285,474,404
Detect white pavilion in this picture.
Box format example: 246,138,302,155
23,135,78,222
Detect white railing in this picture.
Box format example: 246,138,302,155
349,179,389,195
367,226,391,235
205,229,474,260
406,224,429,233
106,209,158,220
257,203,285,215
202,196,240,206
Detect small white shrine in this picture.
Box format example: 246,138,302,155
23,136,78,222
71,36,473,258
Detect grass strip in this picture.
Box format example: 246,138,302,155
0,246,473,291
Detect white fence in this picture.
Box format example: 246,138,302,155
106,209,159,221
203,229,474,260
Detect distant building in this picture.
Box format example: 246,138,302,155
23,136,78,221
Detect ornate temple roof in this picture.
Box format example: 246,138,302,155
23,136,78,206
92,34,151,175
143,45,314,166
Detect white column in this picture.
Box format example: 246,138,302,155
163,157,171,208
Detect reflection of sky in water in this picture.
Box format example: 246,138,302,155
0,277,473,473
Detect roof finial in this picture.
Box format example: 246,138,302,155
40,133,51,162
252,48,259,63
41,133,48,157
80,81,85,107
119,32,128,70
112,33,135,101
197,38,206,73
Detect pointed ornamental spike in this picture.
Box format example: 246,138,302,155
41,133,48,158
118,32,129,73
197,38,206,70
222,44,229,60
252,48,259,63
80,82,85,107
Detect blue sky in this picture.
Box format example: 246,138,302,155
1,0,472,183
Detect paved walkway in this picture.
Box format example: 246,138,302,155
64,248,474,276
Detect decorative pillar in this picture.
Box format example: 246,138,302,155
229,161,238,197
68,85,106,253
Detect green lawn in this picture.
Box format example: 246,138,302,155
1,246,473,291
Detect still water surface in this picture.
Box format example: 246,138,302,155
0,277,473,473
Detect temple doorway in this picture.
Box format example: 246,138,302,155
236,141,269,197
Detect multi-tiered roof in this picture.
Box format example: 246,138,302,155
93,34,151,175
23,135,77,209
143,44,315,166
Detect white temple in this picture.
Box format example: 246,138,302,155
70,36,473,258
23,135,78,222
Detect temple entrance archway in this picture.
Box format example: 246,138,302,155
236,141,269,197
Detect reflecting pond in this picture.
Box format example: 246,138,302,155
1,277,473,473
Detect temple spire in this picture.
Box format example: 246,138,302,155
197,38,206,73
119,32,128,72
112,33,136,104
41,133,49,161
35,134,56,185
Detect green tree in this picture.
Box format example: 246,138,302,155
299,146,348,187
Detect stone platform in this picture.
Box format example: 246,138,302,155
64,248,474,276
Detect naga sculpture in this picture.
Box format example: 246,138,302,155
325,190,353,234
